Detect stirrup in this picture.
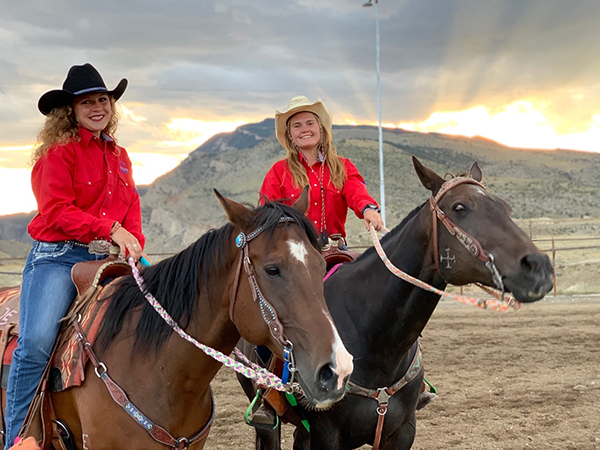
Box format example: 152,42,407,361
244,391,279,431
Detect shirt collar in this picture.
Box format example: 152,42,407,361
79,127,115,147
298,150,324,166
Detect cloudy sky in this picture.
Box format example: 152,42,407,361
2,0,600,215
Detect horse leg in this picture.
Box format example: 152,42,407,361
255,426,281,450
381,415,416,450
293,426,310,450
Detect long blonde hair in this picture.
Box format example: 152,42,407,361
283,113,346,189
31,96,120,164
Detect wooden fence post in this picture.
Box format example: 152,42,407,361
552,237,557,297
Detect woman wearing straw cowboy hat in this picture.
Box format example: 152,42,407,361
254,96,436,427
4,63,146,448
261,95,385,245
251,96,384,427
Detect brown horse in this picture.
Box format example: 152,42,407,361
238,157,554,450
6,189,353,449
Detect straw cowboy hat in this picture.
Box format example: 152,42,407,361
38,63,127,116
275,96,332,148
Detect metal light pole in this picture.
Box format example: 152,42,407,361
363,0,385,223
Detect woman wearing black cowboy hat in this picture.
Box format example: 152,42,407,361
4,63,146,448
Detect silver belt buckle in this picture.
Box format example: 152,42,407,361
88,240,111,255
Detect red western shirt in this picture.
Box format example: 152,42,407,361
28,127,145,248
259,157,378,238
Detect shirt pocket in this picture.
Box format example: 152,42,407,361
73,170,103,209
326,183,345,208
117,170,134,205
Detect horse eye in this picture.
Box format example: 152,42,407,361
453,203,467,214
264,265,281,277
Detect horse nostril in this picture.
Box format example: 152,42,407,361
318,364,335,390
521,254,538,272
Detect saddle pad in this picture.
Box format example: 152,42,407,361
0,287,21,334
51,283,114,392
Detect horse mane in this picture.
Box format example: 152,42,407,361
353,201,427,263
97,201,320,354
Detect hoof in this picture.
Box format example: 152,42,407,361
416,391,438,410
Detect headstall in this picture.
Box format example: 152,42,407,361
229,216,298,384
429,177,504,294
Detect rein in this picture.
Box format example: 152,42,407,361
369,227,519,312
369,176,521,312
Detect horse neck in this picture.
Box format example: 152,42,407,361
110,252,240,432
327,205,447,386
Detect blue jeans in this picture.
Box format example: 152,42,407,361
4,241,106,448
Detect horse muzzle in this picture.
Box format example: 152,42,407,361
504,253,554,303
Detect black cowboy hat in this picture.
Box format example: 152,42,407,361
38,63,127,116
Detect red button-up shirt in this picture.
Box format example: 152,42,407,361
259,157,378,238
28,127,145,248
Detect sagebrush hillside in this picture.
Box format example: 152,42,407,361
140,120,600,251
1,120,599,252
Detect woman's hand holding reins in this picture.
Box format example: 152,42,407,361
111,226,145,262
364,209,385,232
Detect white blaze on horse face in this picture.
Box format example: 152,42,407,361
474,186,486,196
287,239,308,266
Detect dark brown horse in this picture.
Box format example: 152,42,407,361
5,190,353,449
238,157,554,450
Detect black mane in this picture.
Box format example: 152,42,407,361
97,201,319,354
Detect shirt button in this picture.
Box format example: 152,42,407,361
314,202,317,205
108,191,112,195
125,183,128,186
314,221,317,224
291,194,294,197
314,184,317,187
88,181,91,185
109,170,112,174
102,212,106,216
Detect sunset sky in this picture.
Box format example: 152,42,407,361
1,0,600,215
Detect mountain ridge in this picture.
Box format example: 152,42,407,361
2,121,600,252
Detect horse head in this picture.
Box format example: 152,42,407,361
215,188,353,409
413,156,553,303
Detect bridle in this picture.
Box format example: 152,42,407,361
429,176,504,294
229,216,298,384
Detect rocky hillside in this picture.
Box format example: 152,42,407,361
2,120,600,252
140,120,600,251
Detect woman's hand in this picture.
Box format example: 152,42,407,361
364,209,385,232
111,226,144,262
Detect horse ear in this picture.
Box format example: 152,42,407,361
292,186,310,215
214,189,253,229
469,161,483,182
412,156,445,196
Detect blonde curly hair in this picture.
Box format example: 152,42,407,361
283,113,346,190
31,96,120,164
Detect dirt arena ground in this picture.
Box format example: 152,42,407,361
206,295,600,449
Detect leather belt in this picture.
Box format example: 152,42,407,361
68,240,115,255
